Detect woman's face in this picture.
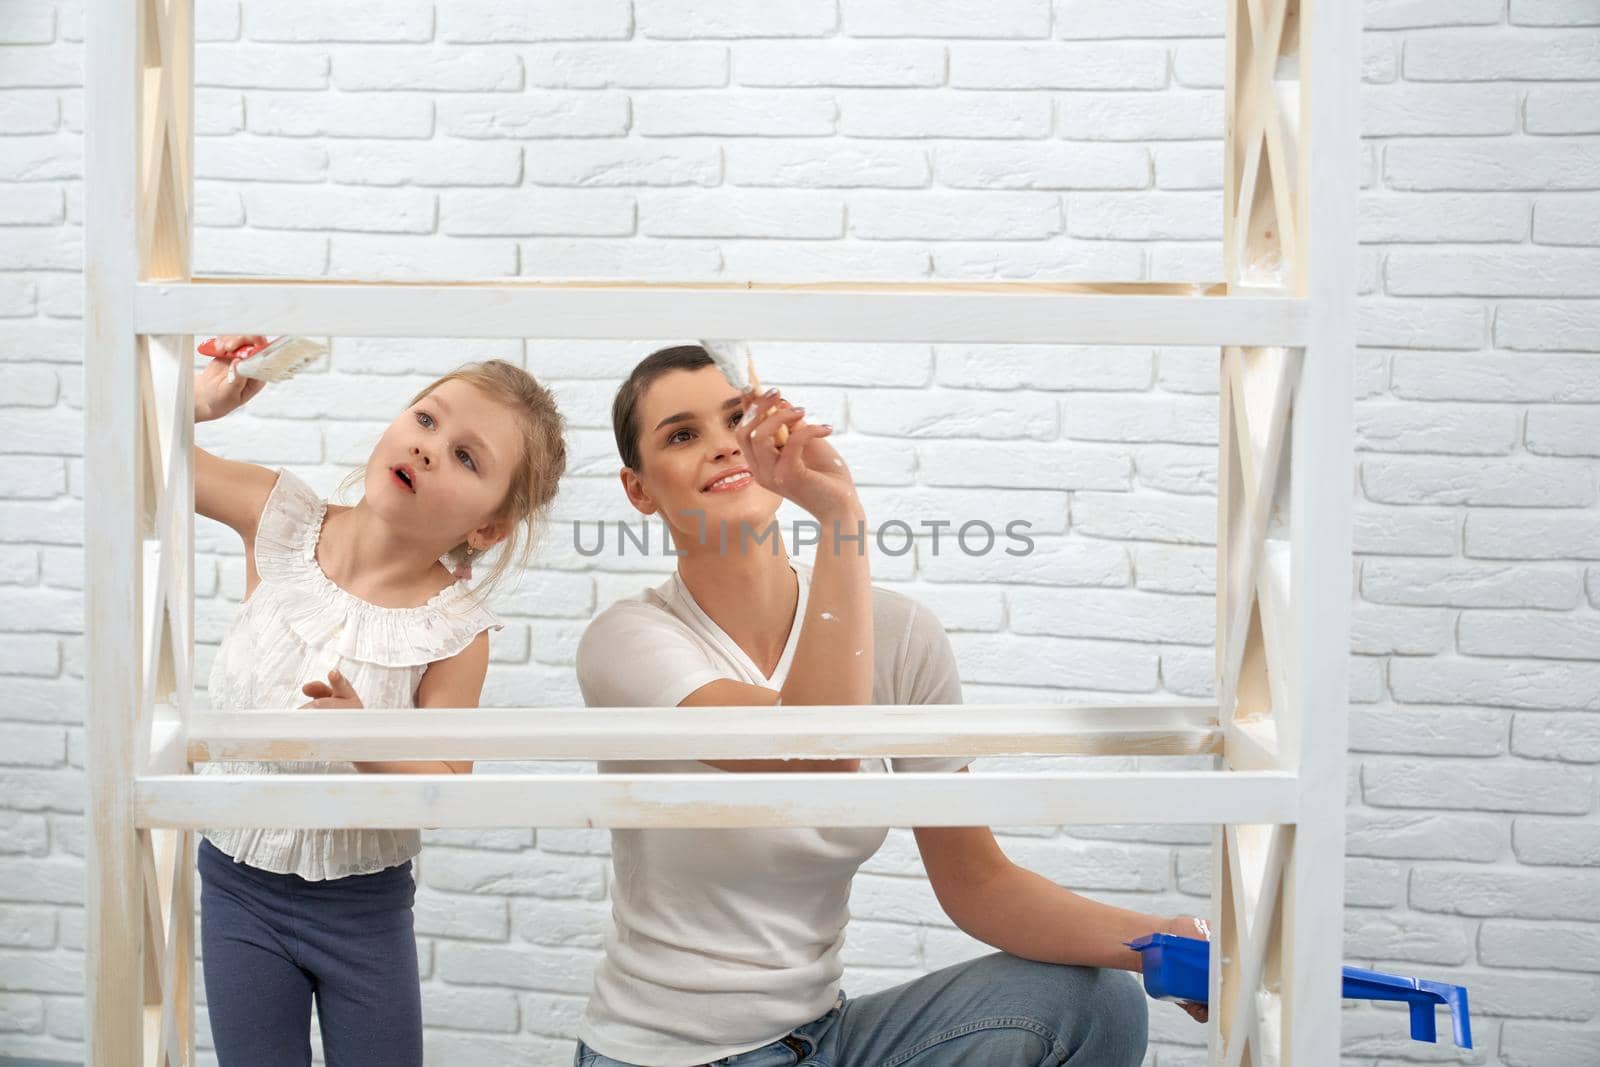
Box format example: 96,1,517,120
623,365,782,543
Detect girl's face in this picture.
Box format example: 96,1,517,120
623,365,782,541
366,378,524,551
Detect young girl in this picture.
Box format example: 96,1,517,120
572,346,1205,1067
193,336,566,1067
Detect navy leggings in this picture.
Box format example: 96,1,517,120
198,837,423,1067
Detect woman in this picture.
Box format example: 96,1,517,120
573,345,1205,1067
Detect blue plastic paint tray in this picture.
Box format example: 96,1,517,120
1127,933,1473,1050
1129,931,1210,1002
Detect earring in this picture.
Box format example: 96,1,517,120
452,545,476,582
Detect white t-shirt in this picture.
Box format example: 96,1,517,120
574,563,969,1067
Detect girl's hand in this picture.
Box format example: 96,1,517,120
736,389,860,523
195,334,267,423
300,669,364,710
1165,914,1211,1023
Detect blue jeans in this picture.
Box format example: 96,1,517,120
198,837,423,1067
574,952,1148,1067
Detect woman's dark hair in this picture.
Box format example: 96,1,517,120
611,344,714,470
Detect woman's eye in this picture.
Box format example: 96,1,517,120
456,448,475,470
729,410,744,428
667,429,691,445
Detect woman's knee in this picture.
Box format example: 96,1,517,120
1063,967,1148,1065
986,956,1142,1023
984,959,1147,1063
1090,967,1147,1026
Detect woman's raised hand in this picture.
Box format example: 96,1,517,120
736,389,860,522
194,334,268,423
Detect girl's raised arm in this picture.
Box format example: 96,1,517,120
194,334,277,545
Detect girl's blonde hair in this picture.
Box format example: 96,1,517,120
348,359,566,596
416,360,566,593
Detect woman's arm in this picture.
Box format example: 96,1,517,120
679,678,859,773
673,503,870,772
676,503,871,771
300,632,487,775
739,396,875,712
919,823,1211,1021
914,819,1181,973
662,394,872,774
777,509,871,710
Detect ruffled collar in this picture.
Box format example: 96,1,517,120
252,470,501,668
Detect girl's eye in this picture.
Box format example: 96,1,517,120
729,410,744,428
456,448,475,471
416,411,434,429
667,429,692,445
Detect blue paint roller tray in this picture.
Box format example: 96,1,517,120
1127,933,1473,1050
1129,930,1210,1002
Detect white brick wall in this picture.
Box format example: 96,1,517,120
2,1,1598,1064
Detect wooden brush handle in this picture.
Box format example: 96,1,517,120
745,358,790,445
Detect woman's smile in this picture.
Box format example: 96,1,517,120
703,467,754,494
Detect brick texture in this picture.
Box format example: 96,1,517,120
2,1,1598,1064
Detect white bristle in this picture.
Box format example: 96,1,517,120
700,339,751,393
233,336,328,383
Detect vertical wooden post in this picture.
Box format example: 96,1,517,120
85,0,146,1058
1283,0,1357,1062
1215,0,1353,1061
89,0,196,1062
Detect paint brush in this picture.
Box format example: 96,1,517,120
701,339,789,446
198,336,328,385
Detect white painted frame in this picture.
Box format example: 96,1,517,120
85,2,1356,1063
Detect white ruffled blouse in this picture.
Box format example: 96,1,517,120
201,469,500,881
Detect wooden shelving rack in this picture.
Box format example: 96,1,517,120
84,2,1357,1063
